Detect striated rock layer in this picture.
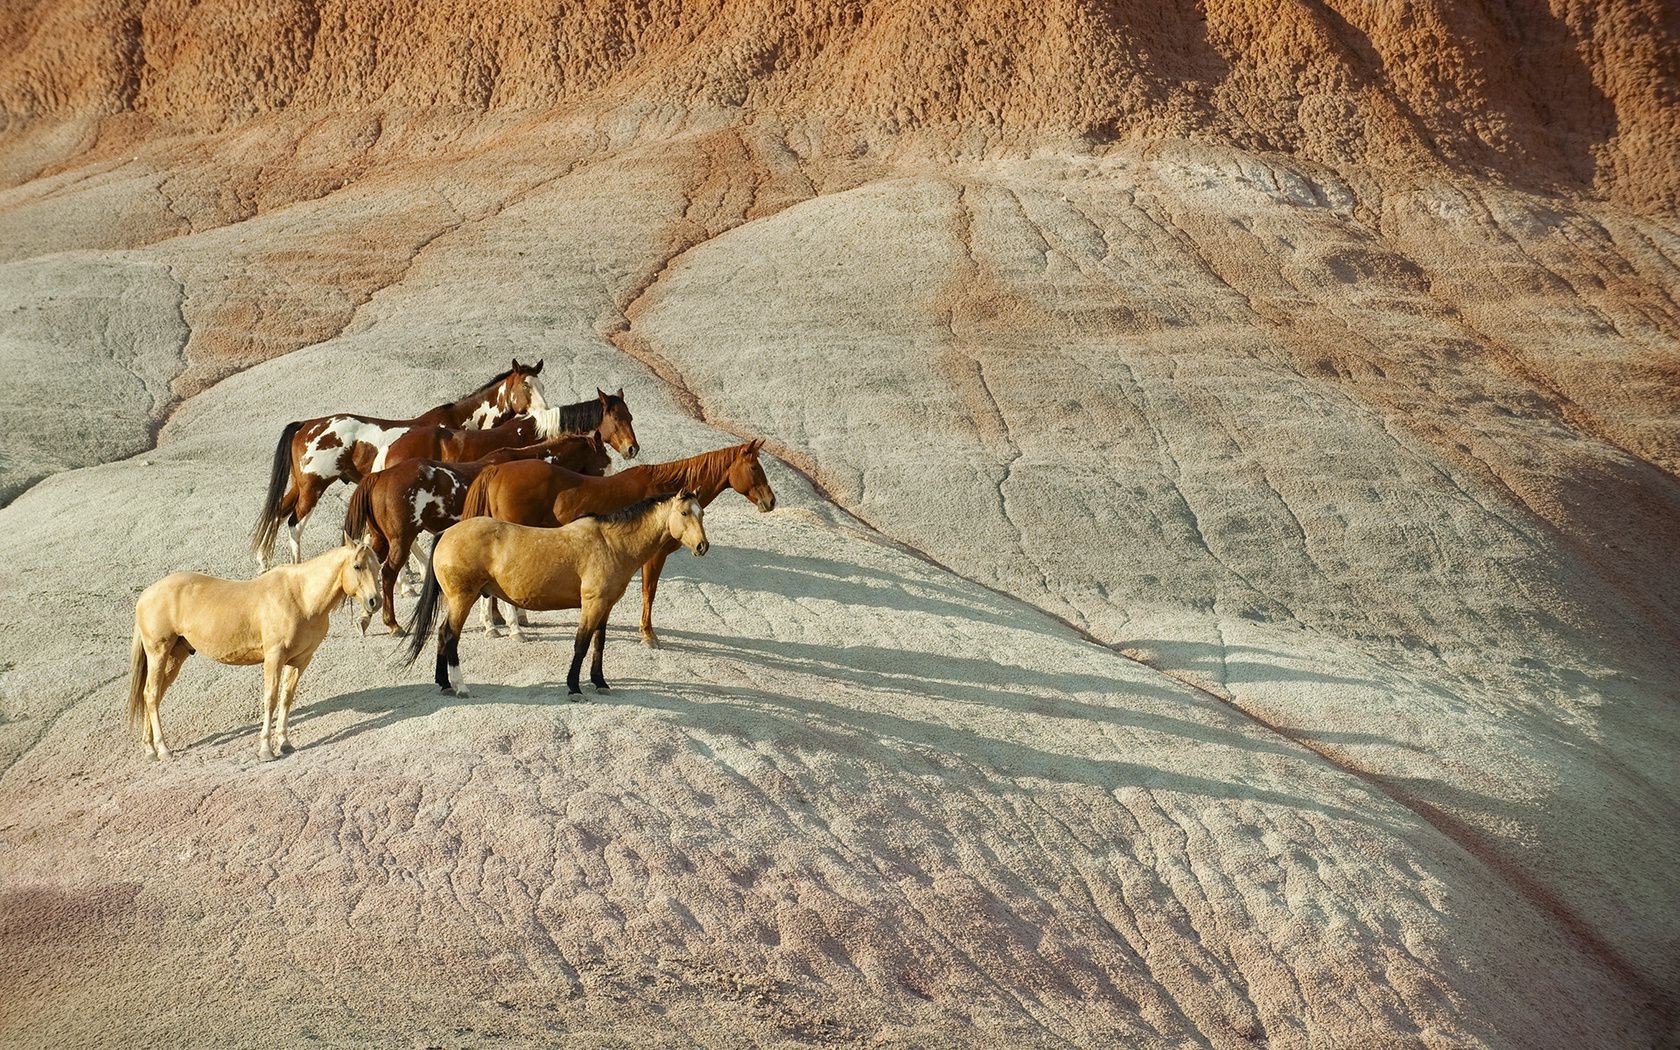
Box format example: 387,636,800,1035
1,2,1677,1047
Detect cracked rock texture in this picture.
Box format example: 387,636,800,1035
1,2,1677,1047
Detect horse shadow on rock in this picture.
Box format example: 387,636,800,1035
254,654,1388,830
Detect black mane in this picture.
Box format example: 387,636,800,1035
553,398,605,433
578,491,682,525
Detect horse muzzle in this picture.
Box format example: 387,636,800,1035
693,540,710,557
625,443,640,459
757,495,776,512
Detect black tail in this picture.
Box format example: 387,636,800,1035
251,421,302,560
402,539,443,666
343,477,374,546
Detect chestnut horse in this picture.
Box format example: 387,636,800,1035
253,378,639,567
460,440,775,645
343,433,612,634
404,492,709,697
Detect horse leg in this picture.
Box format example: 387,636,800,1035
568,598,605,699
147,638,193,759
402,545,424,595
480,596,506,637
273,653,313,755
256,654,282,760
139,640,169,759
508,603,529,642
437,595,473,697
288,477,330,564
381,548,404,635
639,547,674,649
589,616,610,692
259,487,300,572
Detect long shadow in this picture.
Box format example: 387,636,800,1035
681,545,1051,636
258,675,1381,827
655,628,1311,761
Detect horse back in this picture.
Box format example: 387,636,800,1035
135,572,276,665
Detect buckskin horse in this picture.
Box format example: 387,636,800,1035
342,432,613,634
128,543,384,761
252,368,640,566
460,440,775,645
404,492,709,698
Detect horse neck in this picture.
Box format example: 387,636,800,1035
601,506,676,565
676,448,736,501
447,383,506,425
294,548,352,617
554,399,603,435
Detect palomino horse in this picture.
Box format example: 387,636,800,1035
128,544,383,761
253,379,639,567
404,492,708,697
342,433,612,634
460,440,775,644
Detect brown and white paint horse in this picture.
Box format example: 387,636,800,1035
252,367,639,567
461,440,775,644
342,433,612,634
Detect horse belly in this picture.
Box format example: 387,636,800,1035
490,555,583,611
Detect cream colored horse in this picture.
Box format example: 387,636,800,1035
405,491,708,697
128,544,383,760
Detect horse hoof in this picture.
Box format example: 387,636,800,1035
592,682,610,693
641,634,661,650
279,742,295,755
388,625,406,638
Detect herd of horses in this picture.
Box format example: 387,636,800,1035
128,359,778,760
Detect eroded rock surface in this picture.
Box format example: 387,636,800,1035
1,2,1677,1046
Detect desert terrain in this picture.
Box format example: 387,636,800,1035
1,2,1677,1047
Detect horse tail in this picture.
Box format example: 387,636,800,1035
462,467,495,520
343,476,375,546
126,621,148,732
251,421,302,560
402,539,443,666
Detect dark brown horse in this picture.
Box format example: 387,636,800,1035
343,433,612,634
460,440,776,644
253,374,639,567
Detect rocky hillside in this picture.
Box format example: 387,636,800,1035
1,2,1677,1046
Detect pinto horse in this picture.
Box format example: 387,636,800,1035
460,439,775,645
405,492,709,697
253,375,640,567
343,433,612,634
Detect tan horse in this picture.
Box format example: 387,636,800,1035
127,544,383,761
404,492,708,698
461,440,776,643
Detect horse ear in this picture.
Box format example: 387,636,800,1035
533,360,544,374
747,437,765,454
512,357,522,370
597,387,608,400
616,387,625,399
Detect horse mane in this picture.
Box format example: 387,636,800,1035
552,397,605,432
578,491,683,525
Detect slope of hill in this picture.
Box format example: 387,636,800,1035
1,2,1676,1045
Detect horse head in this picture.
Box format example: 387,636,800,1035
666,490,708,557
729,438,777,512
597,388,640,460
343,542,384,634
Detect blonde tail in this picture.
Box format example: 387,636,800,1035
126,623,148,733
